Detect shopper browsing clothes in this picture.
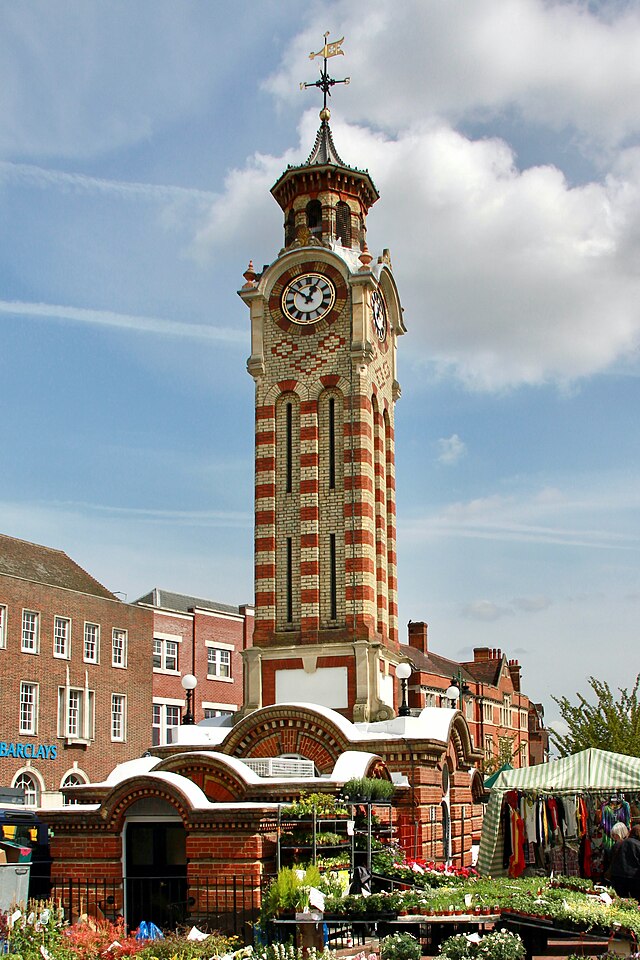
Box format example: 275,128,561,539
608,825,640,899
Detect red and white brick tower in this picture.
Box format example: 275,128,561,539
239,40,406,721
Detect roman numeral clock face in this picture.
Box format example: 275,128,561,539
282,273,336,325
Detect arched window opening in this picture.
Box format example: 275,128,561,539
306,199,322,236
13,772,39,807
61,771,87,806
336,201,351,246
285,210,296,246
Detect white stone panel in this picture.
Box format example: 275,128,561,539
275,666,348,709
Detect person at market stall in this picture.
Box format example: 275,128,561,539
608,825,640,898
604,822,630,881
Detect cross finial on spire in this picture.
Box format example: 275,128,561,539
300,32,350,118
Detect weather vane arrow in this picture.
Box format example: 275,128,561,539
300,32,350,112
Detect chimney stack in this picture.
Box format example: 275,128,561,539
408,621,428,655
508,659,521,692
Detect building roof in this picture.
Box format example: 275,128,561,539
0,533,116,599
461,659,504,686
135,587,242,617
306,120,346,166
404,645,475,683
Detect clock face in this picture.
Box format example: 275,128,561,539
371,289,387,341
281,273,336,325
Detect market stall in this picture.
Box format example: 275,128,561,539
477,748,640,877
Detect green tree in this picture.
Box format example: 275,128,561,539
551,675,640,757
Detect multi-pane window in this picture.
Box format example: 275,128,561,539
500,695,512,727
153,638,178,672
61,772,86,806
203,708,233,719
152,703,181,746
19,682,38,734
58,687,95,741
84,623,100,663
21,611,39,653
53,617,71,658
207,647,231,679
111,694,126,741
13,772,39,807
112,629,127,668
0,604,6,648
484,735,494,759
482,700,493,723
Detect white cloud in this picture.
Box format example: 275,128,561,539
438,434,466,465
463,599,512,621
511,595,552,613
269,0,640,150
0,161,215,204
0,300,244,344
401,478,640,550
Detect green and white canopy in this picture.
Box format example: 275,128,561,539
477,748,640,876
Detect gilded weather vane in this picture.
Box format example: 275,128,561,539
300,32,350,114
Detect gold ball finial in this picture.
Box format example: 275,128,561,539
320,107,331,122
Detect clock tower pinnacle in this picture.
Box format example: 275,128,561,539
239,37,407,722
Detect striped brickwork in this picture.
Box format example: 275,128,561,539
241,237,404,718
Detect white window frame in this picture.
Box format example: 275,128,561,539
152,701,181,745
153,637,179,673
12,771,40,807
112,628,128,668
203,707,234,719
482,700,494,723
19,682,38,734
111,694,126,741
83,622,100,663
57,686,95,742
21,610,39,654
207,646,231,679
0,604,6,649
53,616,71,659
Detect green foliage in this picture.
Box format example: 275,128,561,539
133,930,240,959
551,675,640,757
261,866,323,920
342,777,395,803
380,931,422,960
283,792,347,819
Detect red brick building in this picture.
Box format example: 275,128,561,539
0,534,153,806
134,589,253,743
404,623,541,770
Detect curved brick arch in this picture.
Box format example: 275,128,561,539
308,376,350,401
264,381,308,404
222,705,353,774
449,714,476,769
98,775,200,830
155,754,251,803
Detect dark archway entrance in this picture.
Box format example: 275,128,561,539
124,810,187,932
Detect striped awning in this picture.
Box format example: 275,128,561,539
477,748,640,876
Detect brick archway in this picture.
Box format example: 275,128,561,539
155,753,254,803
222,704,353,773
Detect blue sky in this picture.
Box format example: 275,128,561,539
2,1,640,727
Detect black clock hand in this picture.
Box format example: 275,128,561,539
303,283,318,303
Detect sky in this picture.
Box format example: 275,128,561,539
2,0,640,729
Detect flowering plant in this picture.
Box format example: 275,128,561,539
439,931,525,960
380,932,421,960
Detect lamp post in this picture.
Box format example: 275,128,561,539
445,668,470,710
181,674,197,725
396,662,412,717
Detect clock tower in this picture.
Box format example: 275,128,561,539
239,37,406,722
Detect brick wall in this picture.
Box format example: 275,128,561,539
0,573,152,798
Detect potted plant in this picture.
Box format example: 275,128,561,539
380,931,422,960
